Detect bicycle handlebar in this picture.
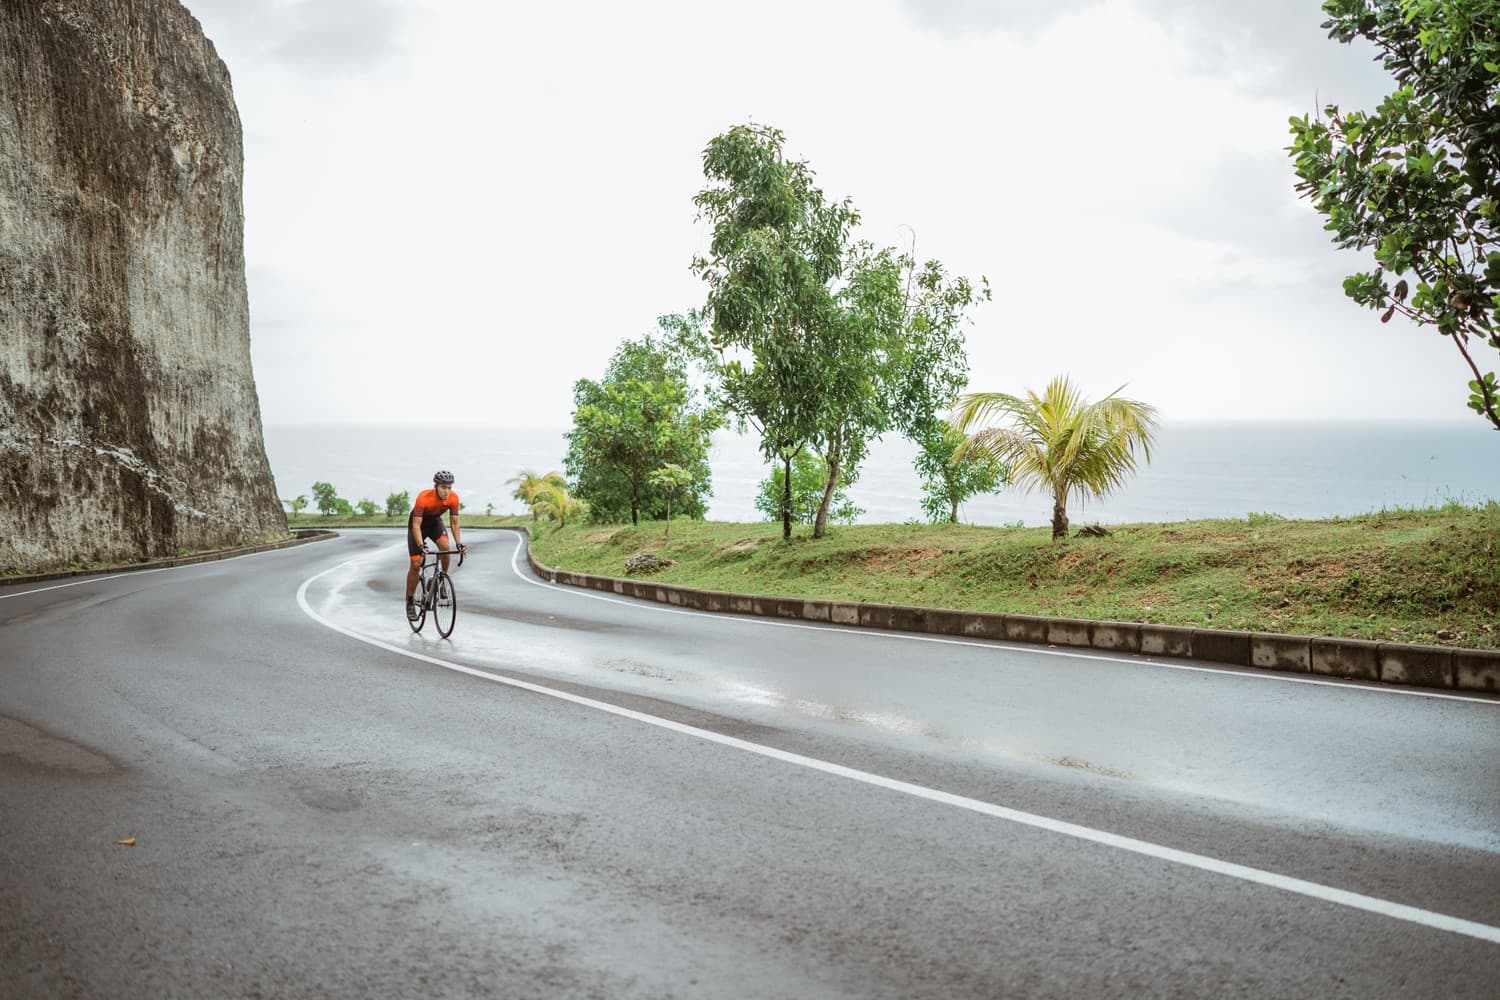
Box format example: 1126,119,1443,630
421,544,466,569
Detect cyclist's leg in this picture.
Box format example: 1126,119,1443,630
405,524,425,603
436,531,452,573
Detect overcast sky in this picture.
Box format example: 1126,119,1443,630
180,0,1470,428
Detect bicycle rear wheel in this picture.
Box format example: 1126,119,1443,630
433,573,457,638
407,573,428,633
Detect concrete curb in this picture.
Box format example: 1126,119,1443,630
1,530,340,586
507,528,1500,695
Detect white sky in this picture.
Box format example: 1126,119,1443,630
180,0,1476,427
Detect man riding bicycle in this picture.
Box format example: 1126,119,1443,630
406,470,467,621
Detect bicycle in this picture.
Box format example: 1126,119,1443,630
408,543,465,638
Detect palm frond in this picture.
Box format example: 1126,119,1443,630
950,374,1159,523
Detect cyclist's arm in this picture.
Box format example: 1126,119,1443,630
449,510,463,549
410,508,424,549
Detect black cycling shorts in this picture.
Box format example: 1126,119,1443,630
408,515,448,557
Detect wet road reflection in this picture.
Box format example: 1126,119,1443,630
302,530,1500,853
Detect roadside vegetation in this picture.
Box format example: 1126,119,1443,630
520,502,1500,651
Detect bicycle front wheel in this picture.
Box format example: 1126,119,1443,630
433,573,457,638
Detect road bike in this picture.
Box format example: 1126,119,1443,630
408,543,464,638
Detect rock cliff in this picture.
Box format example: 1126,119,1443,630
0,0,285,573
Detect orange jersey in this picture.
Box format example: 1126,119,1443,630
411,488,460,518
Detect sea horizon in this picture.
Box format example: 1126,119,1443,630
263,419,1500,528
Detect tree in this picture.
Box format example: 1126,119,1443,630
807,246,987,537
686,125,987,539
531,480,587,529
289,494,308,517
565,333,722,525
310,481,340,516
951,376,1158,539
648,463,695,536
690,123,857,540
385,491,410,518
753,448,863,526
355,498,379,517
1288,0,1500,429
913,421,1008,523
508,470,568,523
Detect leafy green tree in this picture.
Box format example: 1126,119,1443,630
951,376,1158,539
508,470,568,523
385,491,410,518
690,123,857,540
333,497,354,518
807,246,987,537
913,421,1008,523
1288,0,1500,428
753,448,863,526
485,503,494,516
565,334,723,525
355,498,379,517
648,463,695,536
289,494,308,516
686,125,986,538
311,481,340,516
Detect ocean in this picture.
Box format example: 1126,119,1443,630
262,422,1500,528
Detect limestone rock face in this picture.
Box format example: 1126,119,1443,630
0,0,285,573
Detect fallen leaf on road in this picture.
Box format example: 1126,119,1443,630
116,838,136,846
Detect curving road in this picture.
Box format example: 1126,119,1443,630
2,528,1497,997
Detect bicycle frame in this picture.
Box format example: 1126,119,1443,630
409,543,465,637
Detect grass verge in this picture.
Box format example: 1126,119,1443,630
519,504,1500,650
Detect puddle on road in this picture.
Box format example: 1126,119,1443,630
0,715,119,774
720,680,981,750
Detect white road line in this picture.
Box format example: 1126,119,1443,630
298,547,1500,946
500,532,1500,707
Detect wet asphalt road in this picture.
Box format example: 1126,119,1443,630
1,528,1497,997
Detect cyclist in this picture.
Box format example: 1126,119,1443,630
406,470,467,620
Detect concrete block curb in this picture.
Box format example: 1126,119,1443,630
1004,614,1049,644
1,530,339,587
1312,637,1381,681
1140,624,1193,657
1090,622,1141,653
1455,648,1500,691
1251,633,1312,673
1378,643,1454,688
509,528,1497,696
1193,629,1251,667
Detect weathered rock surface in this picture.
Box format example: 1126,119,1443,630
0,0,285,573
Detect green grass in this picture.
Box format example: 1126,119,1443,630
520,503,1500,650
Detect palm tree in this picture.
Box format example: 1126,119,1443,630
507,470,567,523
531,480,588,529
950,375,1158,539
